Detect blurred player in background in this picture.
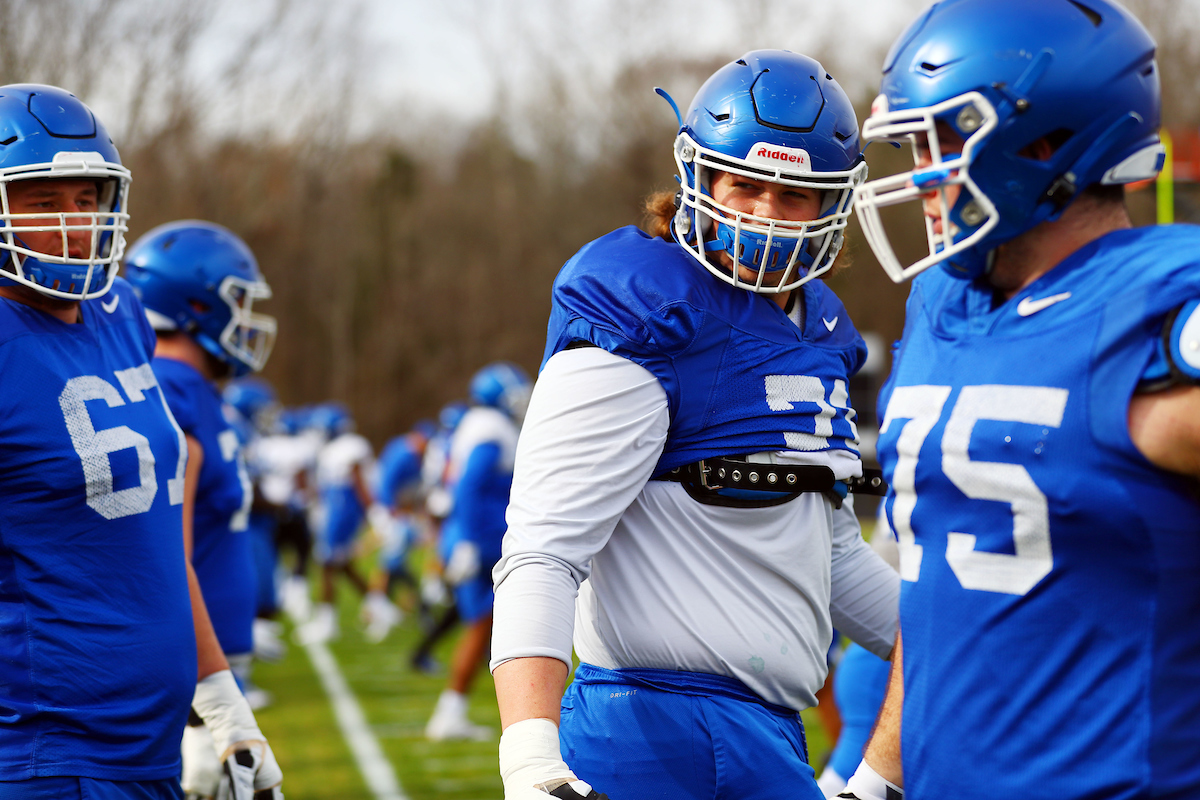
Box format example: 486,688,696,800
298,402,375,645
490,51,898,800
843,1,1200,798
816,509,897,798
361,424,431,643
409,400,469,673
258,404,323,623
0,84,280,799
126,219,280,800
425,362,531,741
223,376,289,675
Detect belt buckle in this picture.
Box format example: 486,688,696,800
697,458,717,490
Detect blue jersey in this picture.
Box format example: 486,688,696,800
543,227,866,474
441,406,518,566
375,435,423,508
154,357,256,656
876,226,1200,799
0,279,195,781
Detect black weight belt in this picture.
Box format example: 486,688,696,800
654,456,887,509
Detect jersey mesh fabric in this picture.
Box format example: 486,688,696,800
155,357,256,656
877,226,1200,798
0,279,194,780
542,226,867,474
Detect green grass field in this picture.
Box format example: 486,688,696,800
252,566,837,800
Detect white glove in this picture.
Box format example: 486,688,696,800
443,540,480,586
420,573,449,606
499,718,608,800
839,761,903,800
368,503,397,549
181,723,222,800
426,487,453,518
193,670,284,799
216,741,285,800
252,618,287,663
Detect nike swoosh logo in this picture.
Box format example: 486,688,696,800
822,316,838,332
1016,292,1071,317
101,294,120,314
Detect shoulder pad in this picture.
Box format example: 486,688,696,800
1166,299,1200,384
547,228,712,362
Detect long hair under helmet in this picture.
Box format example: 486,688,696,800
853,0,1162,282
0,84,131,300
664,50,867,294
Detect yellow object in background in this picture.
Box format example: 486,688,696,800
1158,128,1174,225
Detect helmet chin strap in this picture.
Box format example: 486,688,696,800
5,233,41,283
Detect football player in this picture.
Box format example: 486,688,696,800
426,362,531,741
223,376,289,672
126,220,281,799
258,404,323,623
490,51,900,799
297,402,374,645
817,511,898,798
842,2,1200,798
361,426,430,643
409,400,469,673
0,84,280,799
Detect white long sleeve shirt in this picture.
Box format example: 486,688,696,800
491,347,898,711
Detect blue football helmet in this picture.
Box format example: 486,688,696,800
224,377,280,434
307,402,354,438
854,0,1162,282
0,84,131,300
126,220,276,376
666,50,867,293
278,406,311,437
412,417,439,441
469,362,531,421
437,401,468,433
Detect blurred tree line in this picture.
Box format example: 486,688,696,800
3,0,1197,445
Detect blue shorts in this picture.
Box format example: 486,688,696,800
438,519,497,623
0,777,182,800
379,518,417,576
316,491,363,566
827,643,891,780
560,663,821,800
248,512,279,615
453,573,495,623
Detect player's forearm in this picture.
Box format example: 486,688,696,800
829,500,901,660
863,630,904,784
494,656,570,730
351,463,374,511
188,560,230,680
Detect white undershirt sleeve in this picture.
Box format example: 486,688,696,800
490,347,670,672
828,496,901,660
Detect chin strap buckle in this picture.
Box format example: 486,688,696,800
1044,171,1077,209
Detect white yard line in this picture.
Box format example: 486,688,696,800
304,640,409,800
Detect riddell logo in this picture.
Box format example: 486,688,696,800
745,142,811,172
757,147,805,164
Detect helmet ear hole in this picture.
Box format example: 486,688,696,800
1018,128,1074,161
